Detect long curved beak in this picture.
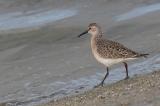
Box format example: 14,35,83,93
78,28,90,37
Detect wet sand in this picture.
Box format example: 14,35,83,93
0,0,160,106
39,71,160,106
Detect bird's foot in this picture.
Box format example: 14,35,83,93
124,76,129,80
94,82,104,88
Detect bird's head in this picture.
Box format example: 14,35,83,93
78,23,102,37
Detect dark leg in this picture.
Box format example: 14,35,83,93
123,62,129,79
95,67,109,88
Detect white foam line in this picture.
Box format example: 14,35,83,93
0,9,77,31
50,54,160,99
115,3,160,21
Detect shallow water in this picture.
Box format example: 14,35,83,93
115,3,160,21
3,54,160,106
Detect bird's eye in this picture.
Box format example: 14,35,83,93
91,28,96,32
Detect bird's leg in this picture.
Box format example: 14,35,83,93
94,67,109,88
123,62,129,80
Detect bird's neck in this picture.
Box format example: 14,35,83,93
91,32,102,51
91,32,103,40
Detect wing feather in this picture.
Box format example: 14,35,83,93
96,39,140,59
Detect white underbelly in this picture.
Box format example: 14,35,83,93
93,52,136,67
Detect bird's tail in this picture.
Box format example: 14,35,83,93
137,53,149,58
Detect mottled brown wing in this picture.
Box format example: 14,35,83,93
96,39,140,59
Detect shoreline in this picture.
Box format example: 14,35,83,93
0,0,160,105
38,70,160,106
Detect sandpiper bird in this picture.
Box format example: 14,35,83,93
78,23,148,87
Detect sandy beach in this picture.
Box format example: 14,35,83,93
0,0,160,106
